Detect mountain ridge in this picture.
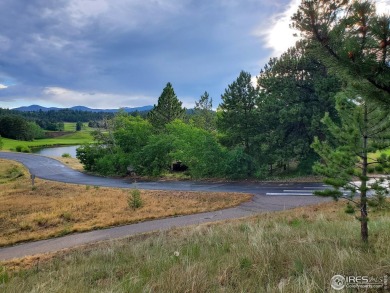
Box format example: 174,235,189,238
12,105,154,113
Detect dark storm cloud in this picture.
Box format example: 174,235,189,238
0,0,285,108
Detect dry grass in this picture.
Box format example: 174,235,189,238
0,159,251,247
2,200,390,292
52,156,84,171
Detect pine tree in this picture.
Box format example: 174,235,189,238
291,0,390,103
148,82,185,128
192,91,216,131
312,88,390,242
217,71,259,155
257,42,340,174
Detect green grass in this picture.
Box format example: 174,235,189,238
1,131,93,151
63,122,76,132
367,150,390,174
2,202,390,292
63,122,93,132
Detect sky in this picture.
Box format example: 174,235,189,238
0,0,389,110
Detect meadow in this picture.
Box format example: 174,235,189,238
1,200,389,292
0,159,251,247
1,122,93,151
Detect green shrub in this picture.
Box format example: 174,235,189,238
76,144,106,172
62,153,71,158
22,146,31,153
95,153,132,176
134,134,173,177
344,202,356,214
375,165,384,172
128,189,143,210
224,147,258,179
167,121,226,178
15,145,30,153
15,145,31,153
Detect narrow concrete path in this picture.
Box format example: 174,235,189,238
0,152,328,261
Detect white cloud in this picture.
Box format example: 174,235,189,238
0,84,8,89
255,0,301,58
376,0,390,14
257,0,390,58
43,87,155,108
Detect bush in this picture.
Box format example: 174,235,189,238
167,121,226,178
95,152,132,176
297,152,319,175
375,165,384,173
133,134,173,176
62,153,71,158
15,145,31,153
0,135,3,150
128,189,143,210
224,147,258,179
76,144,106,172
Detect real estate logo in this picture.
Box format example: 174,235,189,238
331,274,388,290
331,275,345,290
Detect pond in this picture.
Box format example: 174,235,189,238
32,145,80,158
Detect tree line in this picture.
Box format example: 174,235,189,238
0,108,116,140
77,44,341,179
0,108,115,123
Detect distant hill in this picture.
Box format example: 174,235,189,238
13,105,61,112
13,105,154,113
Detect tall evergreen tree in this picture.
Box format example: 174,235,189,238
291,0,390,103
312,89,390,242
257,42,340,173
192,91,216,131
148,82,185,128
217,71,259,155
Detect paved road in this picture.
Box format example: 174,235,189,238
0,152,329,261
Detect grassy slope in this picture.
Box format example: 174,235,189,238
2,201,389,292
0,159,251,247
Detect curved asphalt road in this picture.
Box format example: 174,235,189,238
0,152,329,261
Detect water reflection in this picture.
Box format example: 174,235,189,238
32,145,80,158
